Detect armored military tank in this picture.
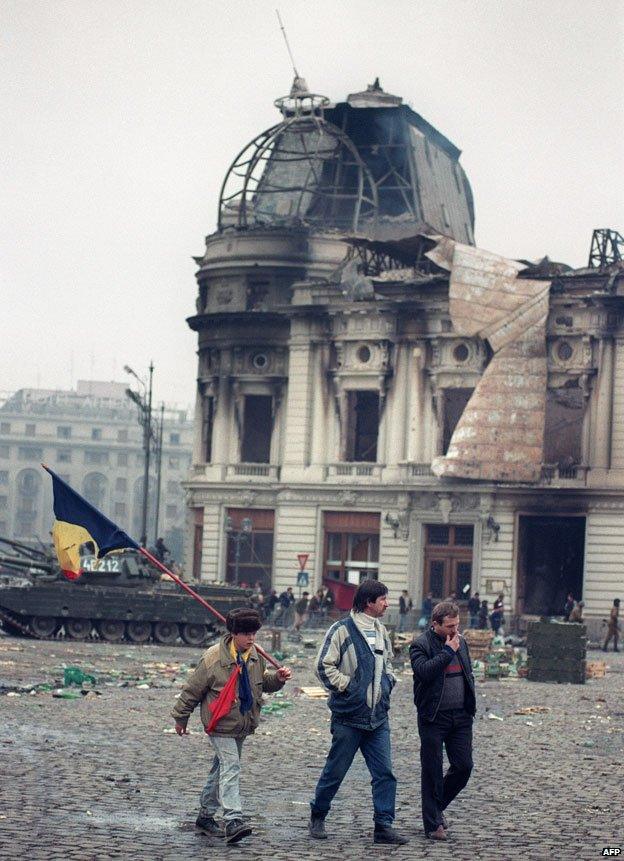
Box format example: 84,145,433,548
0,538,251,646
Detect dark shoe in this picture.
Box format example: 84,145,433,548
374,826,409,845
427,825,448,841
195,813,221,835
225,818,252,844
309,815,327,840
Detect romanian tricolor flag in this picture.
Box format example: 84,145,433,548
43,465,139,580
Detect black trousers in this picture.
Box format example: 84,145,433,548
418,708,473,834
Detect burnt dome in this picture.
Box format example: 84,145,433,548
218,78,475,245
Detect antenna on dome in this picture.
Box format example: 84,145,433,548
276,9,300,77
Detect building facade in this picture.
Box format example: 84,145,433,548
185,79,623,638
0,381,193,563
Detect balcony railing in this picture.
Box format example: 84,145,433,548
226,463,281,481
406,463,434,478
540,464,589,485
325,463,385,480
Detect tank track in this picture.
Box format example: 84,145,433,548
0,608,221,647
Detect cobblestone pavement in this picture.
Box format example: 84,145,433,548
0,629,622,861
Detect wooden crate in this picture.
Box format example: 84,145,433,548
585,660,606,679
463,630,494,660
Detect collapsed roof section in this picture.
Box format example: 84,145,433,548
428,239,551,483
218,78,475,244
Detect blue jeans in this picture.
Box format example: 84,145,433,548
199,736,244,822
469,614,478,628
311,719,396,826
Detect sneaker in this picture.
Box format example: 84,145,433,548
225,818,252,844
309,815,327,840
427,825,447,841
373,826,409,845
195,813,221,835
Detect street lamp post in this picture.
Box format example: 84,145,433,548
153,402,165,544
225,516,253,586
125,362,154,547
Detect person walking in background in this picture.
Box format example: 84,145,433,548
467,592,480,629
309,580,408,846
274,587,295,626
478,600,489,630
294,591,310,631
155,536,169,563
490,593,505,637
321,586,334,618
308,589,323,623
265,589,279,620
603,598,620,652
420,592,433,629
409,602,476,841
398,590,413,632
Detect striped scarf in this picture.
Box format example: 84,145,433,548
229,640,253,715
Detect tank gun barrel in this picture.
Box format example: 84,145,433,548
0,537,51,564
0,554,53,573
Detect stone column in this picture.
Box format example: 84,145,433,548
281,321,313,481
592,337,614,469
407,343,427,463
384,344,408,480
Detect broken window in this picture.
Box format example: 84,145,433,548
192,507,203,580
442,388,473,454
517,515,585,615
345,390,379,462
543,383,584,466
246,280,270,311
323,511,381,610
202,396,214,463
225,508,274,592
241,395,273,463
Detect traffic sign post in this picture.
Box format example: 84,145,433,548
296,554,310,597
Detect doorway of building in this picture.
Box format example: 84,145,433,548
517,515,585,616
423,524,474,603
323,511,380,610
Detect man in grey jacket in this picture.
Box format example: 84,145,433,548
308,579,408,845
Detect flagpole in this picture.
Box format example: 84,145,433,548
138,547,281,669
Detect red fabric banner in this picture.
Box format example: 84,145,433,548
205,665,240,733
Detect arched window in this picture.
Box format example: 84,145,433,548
15,469,41,537
17,468,40,496
82,473,108,511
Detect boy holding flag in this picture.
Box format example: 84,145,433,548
172,608,291,844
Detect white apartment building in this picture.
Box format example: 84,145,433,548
0,381,192,563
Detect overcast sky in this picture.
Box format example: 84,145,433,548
2,0,623,410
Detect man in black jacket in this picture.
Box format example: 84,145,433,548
409,601,476,841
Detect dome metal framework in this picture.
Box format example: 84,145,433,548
218,83,378,233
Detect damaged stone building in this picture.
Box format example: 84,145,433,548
185,78,623,638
